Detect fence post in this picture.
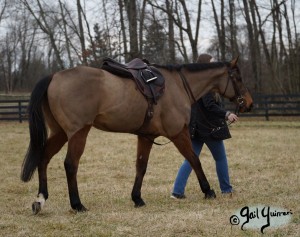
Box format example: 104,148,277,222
264,95,269,121
18,101,22,123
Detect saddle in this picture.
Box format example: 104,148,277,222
101,57,165,119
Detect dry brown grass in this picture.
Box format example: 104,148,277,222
0,120,299,237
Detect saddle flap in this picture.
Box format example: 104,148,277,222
129,66,165,101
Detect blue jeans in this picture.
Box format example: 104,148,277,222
172,139,232,195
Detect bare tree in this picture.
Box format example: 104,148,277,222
282,1,299,92
242,0,260,91
58,0,74,68
228,0,239,57
165,0,175,62
118,0,129,61
0,3,44,93
248,0,262,91
252,0,290,93
21,0,65,69
211,0,226,61
60,2,91,65
2,32,16,93
149,0,202,62
0,0,8,24
139,0,147,58
76,0,87,65
124,0,140,59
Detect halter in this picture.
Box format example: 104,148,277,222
221,67,248,114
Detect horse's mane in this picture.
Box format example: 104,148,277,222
153,62,231,72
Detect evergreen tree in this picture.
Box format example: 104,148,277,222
142,20,168,64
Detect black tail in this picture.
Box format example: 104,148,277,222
21,75,53,182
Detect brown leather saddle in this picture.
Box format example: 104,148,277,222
101,57,165,119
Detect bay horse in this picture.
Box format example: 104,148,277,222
21,57,253,214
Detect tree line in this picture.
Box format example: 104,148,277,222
0,0,299,94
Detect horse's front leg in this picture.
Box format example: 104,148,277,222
131,135,154,207
171,126,216,199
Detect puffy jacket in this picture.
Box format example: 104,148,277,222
189,92,231,141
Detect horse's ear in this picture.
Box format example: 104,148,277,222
230,56,239,68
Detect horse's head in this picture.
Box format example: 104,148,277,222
221,57,253,113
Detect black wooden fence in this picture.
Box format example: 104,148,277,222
223,94,300,120
0,100,29,123
0,94,300,122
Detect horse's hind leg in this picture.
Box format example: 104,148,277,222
32,131,68,214
64,125,91,212
131,135,154,207
171,126,216,199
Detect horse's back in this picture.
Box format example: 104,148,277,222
47,66,147,138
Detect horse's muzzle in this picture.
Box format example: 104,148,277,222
240,102,253,113
247,103,253,112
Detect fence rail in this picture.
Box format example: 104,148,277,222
223,94,300,120
0,94,300,122
0,100,29,123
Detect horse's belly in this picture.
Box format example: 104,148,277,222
93,105,146,133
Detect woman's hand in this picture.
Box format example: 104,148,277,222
227,113,239,123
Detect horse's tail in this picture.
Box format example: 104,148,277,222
21,75,53,182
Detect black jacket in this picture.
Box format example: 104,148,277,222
189,92,231,141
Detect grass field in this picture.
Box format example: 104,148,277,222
0,120,299,237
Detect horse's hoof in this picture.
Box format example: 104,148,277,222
134,199,146,208
72,203,88,212
205,189,216,199
32,201,41,215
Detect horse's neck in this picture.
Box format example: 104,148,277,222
187,67,226,101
